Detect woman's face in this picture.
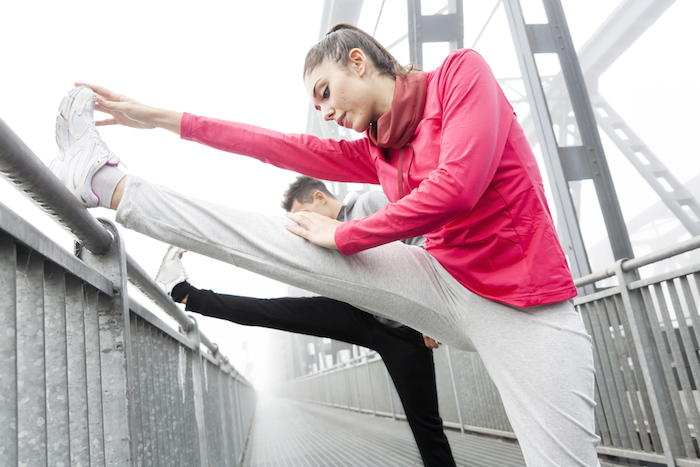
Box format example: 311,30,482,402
304,51,384,133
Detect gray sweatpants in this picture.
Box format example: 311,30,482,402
117,176,601,466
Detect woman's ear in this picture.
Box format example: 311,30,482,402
348,48,367,77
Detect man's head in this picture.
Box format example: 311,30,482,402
281,176,343,219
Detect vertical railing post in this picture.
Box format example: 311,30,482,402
233,373,246,464
615,260,681,466
78,219,137,466
214,352,232,467
184,317,210,467
0,234,17,467
445,346,465,434
365,355,377,416
353,360,363,413
333,367,341,408
316,372,324,405
342,362,352,409
16,244,47,465
384,365,396,420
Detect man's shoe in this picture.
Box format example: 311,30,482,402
50,86,119,208
155,246,188,296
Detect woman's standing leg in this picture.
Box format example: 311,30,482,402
457,295,601,466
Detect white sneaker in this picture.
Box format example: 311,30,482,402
155,246,188,296
50,86,119,208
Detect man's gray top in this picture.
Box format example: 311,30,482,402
337,191,425,328
338,191,426,249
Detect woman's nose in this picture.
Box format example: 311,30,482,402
323,106,335,121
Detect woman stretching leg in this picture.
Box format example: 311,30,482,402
50,24,601,466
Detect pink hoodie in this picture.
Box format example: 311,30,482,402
180,49,577,307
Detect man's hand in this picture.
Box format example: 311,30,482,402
422,334,441,349
285,211,341,250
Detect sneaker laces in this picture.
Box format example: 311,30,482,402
87,124,115,162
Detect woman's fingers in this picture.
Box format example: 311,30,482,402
95,95,122,112
93,95,156,129
285,212,340,250
72,82,176,132
285,223,311,240
94,99,116,114
287,211,321,227
75,82,124,101
94,117,118,127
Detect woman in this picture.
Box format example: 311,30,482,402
52,24,600,466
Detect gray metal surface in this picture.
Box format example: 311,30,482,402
516,0,698,243
505,0,642,278
591,94,700,237
0,198,112,294
0,126,256,466
407,0,463,69
0,117,113,254
575,245,700,467
502,0,594,281
79,219,136,464
243,395,527,467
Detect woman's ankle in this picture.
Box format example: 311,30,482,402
110,175,127,210
92,165,127,210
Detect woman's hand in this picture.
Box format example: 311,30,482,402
285,211,341,250
75,83,183,135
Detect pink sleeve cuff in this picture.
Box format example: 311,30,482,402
180,112,194,140
335,222,359,256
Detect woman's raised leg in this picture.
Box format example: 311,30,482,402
116,176,477,351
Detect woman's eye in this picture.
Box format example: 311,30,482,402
323,87,329,99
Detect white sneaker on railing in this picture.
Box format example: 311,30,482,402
155,246,188,296
49,85,119,208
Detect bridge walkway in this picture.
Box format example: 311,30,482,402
242,395,627,467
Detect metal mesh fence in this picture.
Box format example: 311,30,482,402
280,240,700,466
0,204,256,467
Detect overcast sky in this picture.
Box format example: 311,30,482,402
1,0,698,388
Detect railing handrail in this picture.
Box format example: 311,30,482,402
0,117,222,360
574,234,700,288
293,350,382,382
126,253,219,353
126,253,194,332
0,117,113,254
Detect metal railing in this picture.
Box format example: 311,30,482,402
575,236,700,467
0,117,256,466
281,234,700,466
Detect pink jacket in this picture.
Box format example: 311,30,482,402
181,49,577,307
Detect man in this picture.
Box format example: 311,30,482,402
156,176,455,467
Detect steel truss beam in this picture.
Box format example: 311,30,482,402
517,1,698,239
503,0,633,279
407,0,463,69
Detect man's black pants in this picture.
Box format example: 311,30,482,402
185,288,456,467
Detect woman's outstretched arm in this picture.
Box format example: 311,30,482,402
75,82,183,134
